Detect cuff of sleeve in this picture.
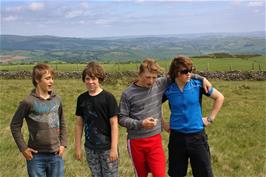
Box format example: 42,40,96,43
207,87,214,96
137,120,143,129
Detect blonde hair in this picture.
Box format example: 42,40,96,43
139,58,162,75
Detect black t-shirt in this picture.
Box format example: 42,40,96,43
76,90,118,150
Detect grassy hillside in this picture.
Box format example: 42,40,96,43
0,79,265,177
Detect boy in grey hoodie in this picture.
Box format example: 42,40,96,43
10,64,67,177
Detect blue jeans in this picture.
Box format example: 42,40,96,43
26,153,64,177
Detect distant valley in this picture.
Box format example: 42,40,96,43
0,31,265,63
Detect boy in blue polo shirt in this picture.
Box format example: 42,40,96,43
164,55,224,177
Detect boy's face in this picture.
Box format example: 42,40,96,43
138,69,158,88
84,75,100,93
176,67,192,83
36,71,54,93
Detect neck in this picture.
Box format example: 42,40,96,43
36,88,50,100
175,78,186,91
89,87,103,96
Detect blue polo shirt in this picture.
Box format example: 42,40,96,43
164,79,214,133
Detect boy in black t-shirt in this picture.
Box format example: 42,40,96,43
75,62,119,177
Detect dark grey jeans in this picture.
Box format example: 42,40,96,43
85,147,118,177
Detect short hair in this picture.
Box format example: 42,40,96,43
168,55,193,81
32,64,55,87
139,58,162,75
82,61,105,82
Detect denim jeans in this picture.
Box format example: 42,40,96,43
26,153,64,177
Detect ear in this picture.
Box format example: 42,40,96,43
35,78,40,84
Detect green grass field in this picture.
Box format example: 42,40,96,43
0,79,265,177
0,55,265,72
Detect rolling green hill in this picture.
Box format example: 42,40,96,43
0,32,265,63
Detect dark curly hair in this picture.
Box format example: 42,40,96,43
82,61,106,82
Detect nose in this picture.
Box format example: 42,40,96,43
148,78,155,85
88,79,94,83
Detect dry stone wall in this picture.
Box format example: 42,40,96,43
0,71,265,81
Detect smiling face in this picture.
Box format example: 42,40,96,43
84,75,100,93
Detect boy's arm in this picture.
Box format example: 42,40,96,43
58,103,67,156
162,116,170,133
74,116,84,161
191,74,212,93
109,116,119,161
10,101,30,153
202,88,224,126
119,93,143,130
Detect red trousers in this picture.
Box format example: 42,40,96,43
127,134,166,177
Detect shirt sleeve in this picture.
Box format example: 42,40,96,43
198,79,214,96
118,92,143,130
191,73,204,81
75,95,82,117
10,100,31,152
58,101,67,147
107,93,119,118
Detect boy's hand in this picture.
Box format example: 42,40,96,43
142,117,157,129
58,146,65,156
162,121,170,133
109,148,118,162
22,148,38,160
203,78,212,93
75,148,83,161
202,117,212,127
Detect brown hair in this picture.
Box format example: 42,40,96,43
32,64,55,87
139,58,162,75
82,61,105,82
168,55,193,81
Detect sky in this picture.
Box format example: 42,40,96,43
1,0,265,38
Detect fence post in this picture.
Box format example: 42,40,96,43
252,63,255,70
230,64,232,71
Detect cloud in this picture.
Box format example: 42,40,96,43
248,1,265,7
3,15,18,21
94,19,112,26
28,2,45,11
80,2,89,10
65,10,84,18
5,6,23,13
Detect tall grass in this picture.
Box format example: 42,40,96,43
0,79,265,177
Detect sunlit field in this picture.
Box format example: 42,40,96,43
0,79,265,177
0,55,265,72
